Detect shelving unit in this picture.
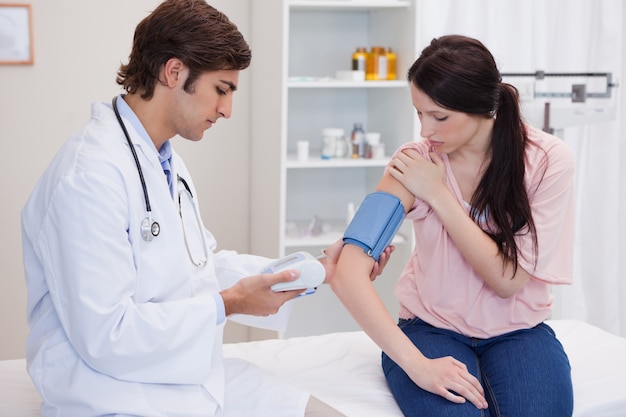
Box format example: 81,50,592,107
250,0,419,337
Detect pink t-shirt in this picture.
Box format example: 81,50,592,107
393,125,575,338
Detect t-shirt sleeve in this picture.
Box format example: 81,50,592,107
517,134,576,285
386,141,431,219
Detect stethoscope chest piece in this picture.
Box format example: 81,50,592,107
141,214,160,241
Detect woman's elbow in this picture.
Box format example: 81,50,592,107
490,276,528,299
329,270,349,296
493,286,518,299
329,246,374,297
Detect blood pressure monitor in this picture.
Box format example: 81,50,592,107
261,251,326,292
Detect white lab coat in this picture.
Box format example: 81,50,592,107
21,101,309,417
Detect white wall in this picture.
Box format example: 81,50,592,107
0,0,252,360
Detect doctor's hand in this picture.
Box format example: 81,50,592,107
220,271,304,317
321,239,394,285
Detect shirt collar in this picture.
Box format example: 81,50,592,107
113,94,172,164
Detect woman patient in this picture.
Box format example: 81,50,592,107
331,34,576,417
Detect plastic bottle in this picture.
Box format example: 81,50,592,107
350,123,366,158
347,202,356,225
351,47,366,72
321,128,344,159
366,46,387,80
376,47,388,80
386,47,397,80
365,47,376,80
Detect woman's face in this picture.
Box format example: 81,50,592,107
410,83,492,155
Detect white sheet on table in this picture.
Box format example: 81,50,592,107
2,320,626,417
0,359,41,417
551,320,626,417
225,330,402,416
223,320,626,417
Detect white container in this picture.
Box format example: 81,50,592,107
373,143,386,159
322,128,345,159
365,132,381,146
347,202,356,225
297,140,310,161
335,70,366,82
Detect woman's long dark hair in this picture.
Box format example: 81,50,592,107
408,35,539,275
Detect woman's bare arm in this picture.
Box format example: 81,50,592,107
330,170,487,409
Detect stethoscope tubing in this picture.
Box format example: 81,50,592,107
111,96,159,240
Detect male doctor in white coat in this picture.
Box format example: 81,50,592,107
21,1,391,416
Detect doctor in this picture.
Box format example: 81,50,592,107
21,1,391,416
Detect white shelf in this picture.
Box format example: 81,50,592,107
287,79,408,88
250,0,418,257
250,0,419,339
286,154,389,168
289,0,411,11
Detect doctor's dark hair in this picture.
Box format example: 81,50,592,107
407,34,540,275
116,0,251,100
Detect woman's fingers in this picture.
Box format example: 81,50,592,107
423,357,488,410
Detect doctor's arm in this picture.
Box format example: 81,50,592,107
217,244,393,319
330,171,487,409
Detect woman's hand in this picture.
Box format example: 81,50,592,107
321,239,394,285
369,245,394,280
407,355,489,410
388,149,447,202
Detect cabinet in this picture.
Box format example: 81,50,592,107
249,0,420,337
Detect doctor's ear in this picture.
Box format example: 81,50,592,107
162,58,187,87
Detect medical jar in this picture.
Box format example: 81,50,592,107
366,47,388,81
350,123,366,158
321,128,345,159
386,47,397,80
352,47,367,72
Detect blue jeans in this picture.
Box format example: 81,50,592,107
382,318,573,417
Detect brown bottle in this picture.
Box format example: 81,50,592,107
366,46,387,80
352,47,366,72
386,47,397,80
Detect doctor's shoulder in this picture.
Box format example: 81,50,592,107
21,116,118,235
32,111,135,198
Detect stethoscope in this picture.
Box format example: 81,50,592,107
112,97,160,242
112,97,209,267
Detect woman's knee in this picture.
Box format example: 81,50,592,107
479,324,573,417
383,352,484,417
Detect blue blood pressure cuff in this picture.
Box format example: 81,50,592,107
343,191,405,262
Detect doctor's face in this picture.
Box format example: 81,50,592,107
173,69,239,141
